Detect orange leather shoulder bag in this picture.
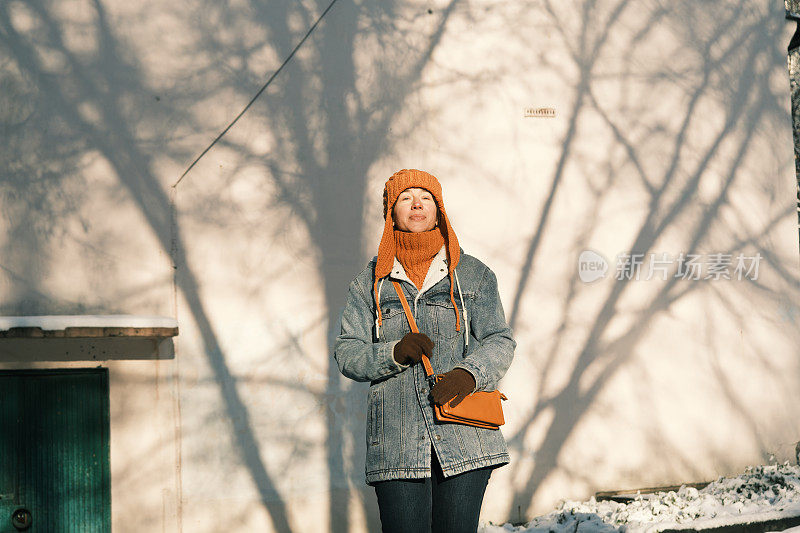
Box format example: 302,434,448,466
391,281,507,430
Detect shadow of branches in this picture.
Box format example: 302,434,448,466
1,0,797,529
504,0,798,518
1,0,462,531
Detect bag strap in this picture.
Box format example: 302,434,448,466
391,281,435,378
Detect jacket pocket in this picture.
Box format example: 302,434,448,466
367,386,384,446
378,300,409,341
427,297,461,340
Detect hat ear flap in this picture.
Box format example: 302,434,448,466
375,212,396,279
437,204,460,272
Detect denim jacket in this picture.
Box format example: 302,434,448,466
334,246,516,484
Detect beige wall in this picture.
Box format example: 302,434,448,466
0,0,798,531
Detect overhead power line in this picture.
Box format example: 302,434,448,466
173,0,341,188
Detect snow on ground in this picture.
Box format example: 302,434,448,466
481,463,800,533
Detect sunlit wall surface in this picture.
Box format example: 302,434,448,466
0,0,798,531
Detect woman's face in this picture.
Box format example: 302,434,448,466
392,187,438,233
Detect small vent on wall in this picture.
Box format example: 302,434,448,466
524,107,556,118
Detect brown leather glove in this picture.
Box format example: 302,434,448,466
431,368,476,407
393,332,434,366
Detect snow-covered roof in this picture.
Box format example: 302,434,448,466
0,315,178,338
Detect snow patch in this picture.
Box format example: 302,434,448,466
482,464,800,533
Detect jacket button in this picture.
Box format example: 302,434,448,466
435,435,441,441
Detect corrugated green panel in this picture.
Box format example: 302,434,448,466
0,369,110,533
0,380,20,531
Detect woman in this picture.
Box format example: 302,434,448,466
334,169,516,533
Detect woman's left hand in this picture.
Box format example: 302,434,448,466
431,368,476,407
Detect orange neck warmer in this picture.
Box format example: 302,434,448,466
394,228,445,289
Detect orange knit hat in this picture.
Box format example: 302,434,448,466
376,169,460,278
374,169,462,333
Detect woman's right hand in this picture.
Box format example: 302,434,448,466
393,332,434,365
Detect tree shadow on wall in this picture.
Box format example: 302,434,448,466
0,0,462,531
0,56,95,315
499,0,799,520
186,0,466,530
3,0,798,531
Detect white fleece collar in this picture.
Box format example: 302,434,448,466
388,245,448,297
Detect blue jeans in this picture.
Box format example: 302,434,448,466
373,450,492,533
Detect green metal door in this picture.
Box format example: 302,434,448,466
0,369,110,533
